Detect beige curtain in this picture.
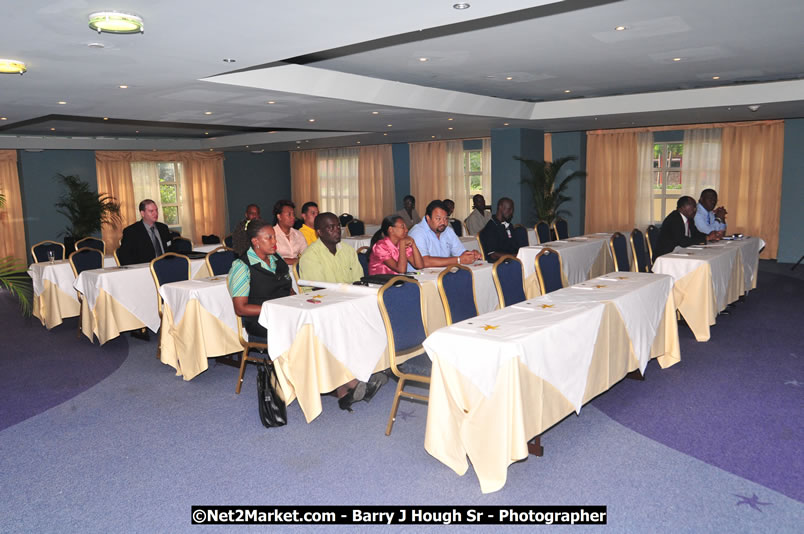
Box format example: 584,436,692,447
634,132,655,229
291,150,319,208
95,152,136,255
720,121,784,259
358,145,395,224
481,138,492,209
410,141,447,209
585,131,638,233
0,150,27,260
544,133,553,162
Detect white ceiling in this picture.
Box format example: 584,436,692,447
1,0,802,152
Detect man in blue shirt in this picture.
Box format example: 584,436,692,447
409,200,482,267
694,188,727,237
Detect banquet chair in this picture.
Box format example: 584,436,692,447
233,314,269,394
224,235,234,248
171,237,193,253
491,255,526,307
512,225,529,248
149,253,192,359
534,248,564,294
356,246,370,277
75,236,106,256
609,232,631,272
339,213,354,227
68,247,104,340
205,246,237,276
113,246,122,267
473,235,485,259
437,264,478,325
534,221,551,244
377,276,430,436
552,218,569,240
630,229,651,273
646,225,660,262
31,240,65,263
449,218,463,237
201,234,221,244
347,219,365,237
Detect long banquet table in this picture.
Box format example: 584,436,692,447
423,271,680,493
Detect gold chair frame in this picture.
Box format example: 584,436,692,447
204,245,236,277
629,229,650,272
436,264,479,325
233,314,269,394
533,247,565,295
551,218,569,241
491,255,525,308
74,236,106,256
30,240,65,263
534,221,550,244
645,225,658,264
376,276,430,436
149,252,192,360
113,247,122,266
68,247,104,341
473,235,485,259
608,232,631,272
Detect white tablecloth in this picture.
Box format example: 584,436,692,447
29,256,117,300
517,238,606,285
194,244,222,253
341,235,372,251
159,277,235,329
653,245,739,312
460,235,481,254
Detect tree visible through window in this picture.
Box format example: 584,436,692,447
464,149,483,211
158,162,181,226
652,143,683,222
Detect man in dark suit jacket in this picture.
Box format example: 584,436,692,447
654,196,717,261
117,199,174,265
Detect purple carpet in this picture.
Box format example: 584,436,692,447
592,271,804,502
0,292,129,431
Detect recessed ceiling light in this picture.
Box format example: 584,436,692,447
103,117,109,120
712,75,720,80
118,85,128,89
383,133,388,136
87,42,105,49
308,119,315,122
296,141,301,144
453,3,470,9
57,101,67,105
222,58,236,63
615,25,627,31
269,131,277,134
50,127,56,131
431,135,436,138
505,76,513,80
564,89,571,93
135,130,139,133
245,145,249,148
204,132,209,135
0,117,7,121
371,111,379,115
356,141,361,144
447,127,453,130
418,57,429,62
0,59,27,74
267,101,276,104
447,118,454,121
204,111,213,115
486,75,496,79
387,124,392,127
88,12,144,34
672,57,682,62
503,123,509,126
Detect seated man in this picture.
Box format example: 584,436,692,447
272,200,307,264
478,197,519,262
298,211,387,409
228,220,293,339
231,203,261,256
654,196,718,260
396,194,421,229
299,201,319,245
409,200,482,267
694,188,727,237
117,199,173,265
464,194,491,235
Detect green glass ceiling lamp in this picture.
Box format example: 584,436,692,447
88,11,144,34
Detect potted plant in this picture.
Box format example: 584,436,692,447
54,174,121,253
0,192,32,316
516,155,587,226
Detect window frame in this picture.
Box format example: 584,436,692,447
157,161,182,229
651,142,684,224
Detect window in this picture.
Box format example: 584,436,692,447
158,162,181,226
464,149,483,211
131,161,186,231
317,148,359,216
651,142,684,223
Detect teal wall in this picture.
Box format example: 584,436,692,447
391,143,410,210
490,128,543,226
778,119,804,263
18,150,98,254
550,132,587,237
223,151,290,232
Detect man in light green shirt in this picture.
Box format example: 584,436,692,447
299,212,363,283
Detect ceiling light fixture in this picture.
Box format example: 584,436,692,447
204,111,213,115
371,111,379,115
50,128,56,131
0,117,7,121
431,135,436,138
308,119,315,122
57,101,67,105
418,57,429,62
447,118,454,121
387,124,392,127
356,141,361,144
505,76,513,80
222,58,236,63
615,25,627,31
712,75,720,80
672,57,682,62
204,132,209,135
453,3,470,9
118,85,128,89
747,104,761,112
503,123,509,126
0,59,27,74
88,12,144,34
103,117,109,120
448,127,453,130
564,89,571,93
267,101,276,104
383,133,388,136
87,42,105,49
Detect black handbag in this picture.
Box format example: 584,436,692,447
257,360,287,428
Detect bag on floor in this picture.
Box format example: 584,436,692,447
257,360,287,428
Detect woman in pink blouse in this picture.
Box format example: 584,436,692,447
368,215,424,275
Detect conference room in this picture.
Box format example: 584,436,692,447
1,1,802,531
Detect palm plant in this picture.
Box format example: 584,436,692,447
54,174,121,241
516,155,587,225
0,192,32,315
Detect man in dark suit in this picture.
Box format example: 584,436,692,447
654,196,718,260
117,199,173,265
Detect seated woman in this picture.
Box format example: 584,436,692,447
228,220,294,339
368,215,424,275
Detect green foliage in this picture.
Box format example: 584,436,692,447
516,155,587,225
0,192,32,316
54,174,122,239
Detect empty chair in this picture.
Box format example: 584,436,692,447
534,221,551,244
492,255,526,307
376,276,430,436
150,253,192,358
75,236,106,255
609,232,631,272
224,234,234,248
534,247,564,294
646,225,660,262
512,225,529,248
347,219,365,237
449,218,463,237
552,219,569,240
201,234,221,244
630,229,651,273
205,246,237,276
171,237,193,253
356,246,370,277
339,213,354,227
69,247,104,340
437,264,478,325
31,240,66,263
